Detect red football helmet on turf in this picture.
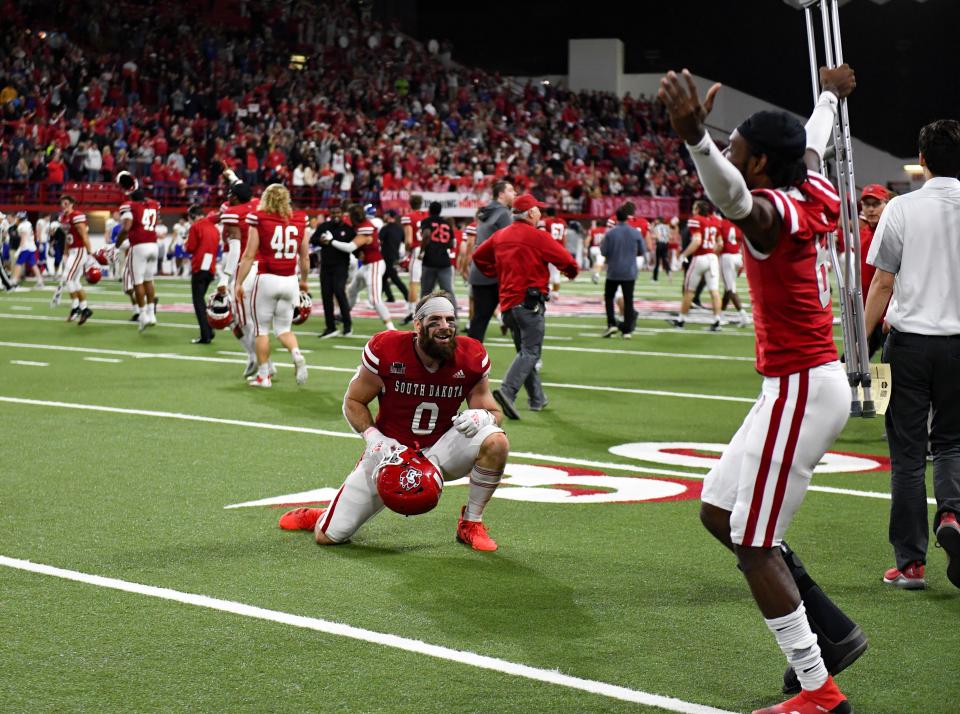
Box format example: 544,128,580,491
93,247,110,266
376,447,443,516
292,291,312,325
206,292,233,329
84,265,102,284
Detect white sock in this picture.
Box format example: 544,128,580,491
765,603,828,692
258,363,270,379
79,300,87,310
385,320,396,331
71,298,80,309
676,315,685,324
463,464,503,521
292,348,303,363
241,330,256,360
407,302,416,314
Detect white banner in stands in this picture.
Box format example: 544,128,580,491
381,190,489,218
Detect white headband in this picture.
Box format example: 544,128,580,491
415,297,456,321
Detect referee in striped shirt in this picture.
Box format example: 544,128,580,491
865,119,960,590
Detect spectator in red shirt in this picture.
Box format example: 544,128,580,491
185,204,221,344
472,193,578,419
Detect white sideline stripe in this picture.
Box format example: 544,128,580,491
83,357,123,364
0,396,919,504
333,343,755,363
10,360,48,367
0,556,735,714
0,312,197,330
0,342,757,403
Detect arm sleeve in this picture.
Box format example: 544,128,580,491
219,238,241,284
866,199,903,274
684,133,753,220
330,240,358,253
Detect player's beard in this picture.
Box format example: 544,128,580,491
419,324,457,361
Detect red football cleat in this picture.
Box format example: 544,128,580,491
752,676,851,714
456,506,497,552
883,561,926,589
279,507,324,531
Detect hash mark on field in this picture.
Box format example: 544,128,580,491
84,357,123,364
10,305,32,311
0,555,737,714
10,360,48,367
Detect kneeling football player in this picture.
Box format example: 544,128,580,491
280,291,509,551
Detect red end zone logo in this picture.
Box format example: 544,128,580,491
224,443,888,510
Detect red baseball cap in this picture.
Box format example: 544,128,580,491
513,194,547,213
860,184,889,201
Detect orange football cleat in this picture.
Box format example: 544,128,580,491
456,506,498,552
279,507,324,531
752,676,851,714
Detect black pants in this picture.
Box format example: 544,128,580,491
382,258,408,303
653,242,670,280
321,263,351,332
604,279,636,334
884,329,960,568
191,269,214,342
467,282,499,342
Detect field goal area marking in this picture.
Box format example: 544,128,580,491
0,555,736,714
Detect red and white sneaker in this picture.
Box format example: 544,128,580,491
249,375,272,388
456,506,497,551
752,675,852,714
936,512,960,588
883,561,926,589
279,507,324,531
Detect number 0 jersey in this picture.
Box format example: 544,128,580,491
361,331,491,448
745,170,841,377
119,198,161,245
247,209,307,276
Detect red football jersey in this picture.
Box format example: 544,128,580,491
589,226,606,247
401,209,429,249
119,198,161,245
859,221,877,302
355,219,383,263
246,209,307,276
745,170,841,376
361,331,491,448
543,217,567,243
60,209,87,249
688,215,720,256
221,198,260,254
719,218,743,255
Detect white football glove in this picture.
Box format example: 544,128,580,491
362,427,403,466
451,409,495,438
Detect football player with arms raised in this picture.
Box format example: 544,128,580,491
235,184,310,388
279,291,509,551
660,65,864,714
115,172,161,332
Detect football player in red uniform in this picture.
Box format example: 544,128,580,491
235,184,310,388
115,172,161,332
218,170,263,378
401,194,430,323
279,291,509,551
718,214,750,326
661,66,863,714
57,195,94,324
542,207,568,295
672,200,722,331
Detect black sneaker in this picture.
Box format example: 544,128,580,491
492,389,520,420
319,327,338,339
709,321,722,332
67,307,81,322
783,625,868,694
401,313,414,325
77,307,93,325
602,326,618,338
129,313,140,322
667,318,685,329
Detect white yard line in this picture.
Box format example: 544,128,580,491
9,360,48,367
0,342,757,403
83,357,123,364
0,396,918,504
0,555,736,714
333,343,755,363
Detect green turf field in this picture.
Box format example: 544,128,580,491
0,275,956,714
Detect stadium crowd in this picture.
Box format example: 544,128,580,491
0,0,706,210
